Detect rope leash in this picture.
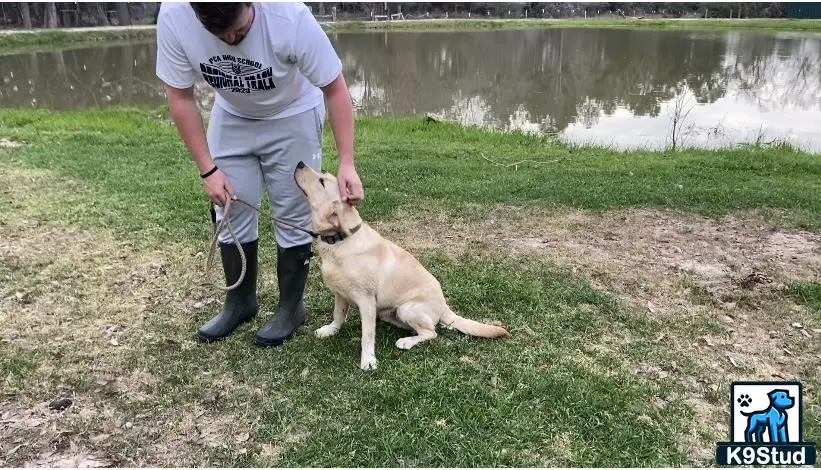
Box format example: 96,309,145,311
205,196,317,291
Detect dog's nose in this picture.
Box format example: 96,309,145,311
296,161,305,169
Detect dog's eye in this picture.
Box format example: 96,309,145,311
319,178,325,187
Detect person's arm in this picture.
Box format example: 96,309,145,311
165,85,234,206
155,8,233,207
321,73,363,204
166,86,213,175
291,6,364,205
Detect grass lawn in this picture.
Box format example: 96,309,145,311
0,27,157,53
0,107,819,467
322,17,821,33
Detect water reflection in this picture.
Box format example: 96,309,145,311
332,29,821,150
1,42,156,108
1,28,819,151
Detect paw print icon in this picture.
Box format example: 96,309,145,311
737,394,752,407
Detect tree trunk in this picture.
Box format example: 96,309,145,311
20,2,32,28
115,2,131,25
44,2,58,28
90,2,110,26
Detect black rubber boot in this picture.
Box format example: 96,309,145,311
197,240,259,342
255,242,312,347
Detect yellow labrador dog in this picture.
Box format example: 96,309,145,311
293,161,508,370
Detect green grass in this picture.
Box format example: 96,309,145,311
2,107,818,236
785,282,821,316
0,27,156,52
0,37,157,57
0,353,38,385
322,17,821,33
124,251,683,467
1,107,819,466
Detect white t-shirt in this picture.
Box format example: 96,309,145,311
155,2,342,120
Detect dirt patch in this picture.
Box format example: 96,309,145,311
378,203,819,317
0,219,264,466
256,427,308,465
0,403,113,468
763,231,818,267
378,205,819,303
0,164,308,466
375,204,820,462
0,167,255,467
0,399,260,467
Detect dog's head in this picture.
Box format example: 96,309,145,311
768,389,795,411
294,161,360,236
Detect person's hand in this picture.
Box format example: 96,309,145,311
337,162,364,205
203,169,235,207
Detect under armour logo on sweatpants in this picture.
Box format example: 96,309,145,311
312,153,319,161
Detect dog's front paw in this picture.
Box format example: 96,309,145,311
395,337,417,350
314,324,339,338
360,355,377,371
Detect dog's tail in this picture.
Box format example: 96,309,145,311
740,407,769,417
440,308,508,338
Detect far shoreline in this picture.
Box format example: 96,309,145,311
0,17,819,51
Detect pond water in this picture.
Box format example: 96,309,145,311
2,27,820,152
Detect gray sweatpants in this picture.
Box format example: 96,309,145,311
206,103,324,248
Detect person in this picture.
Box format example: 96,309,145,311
154,2,364,347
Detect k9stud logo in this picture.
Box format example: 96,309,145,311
715,381,816,466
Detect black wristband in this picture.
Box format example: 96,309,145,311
200,165,218,178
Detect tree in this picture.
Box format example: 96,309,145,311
20,2,32,28
86,2,110,26
44,2,58,28
116,3,131,25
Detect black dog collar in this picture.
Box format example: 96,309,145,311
319,223,363,245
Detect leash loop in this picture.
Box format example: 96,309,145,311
204,196,317,291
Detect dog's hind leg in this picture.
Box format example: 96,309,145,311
394,302,438,350
378,308,413,331
745,418,763,443
315,293,349,338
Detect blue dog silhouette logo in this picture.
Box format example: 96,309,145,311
716,381,816,466
741,389,794,443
